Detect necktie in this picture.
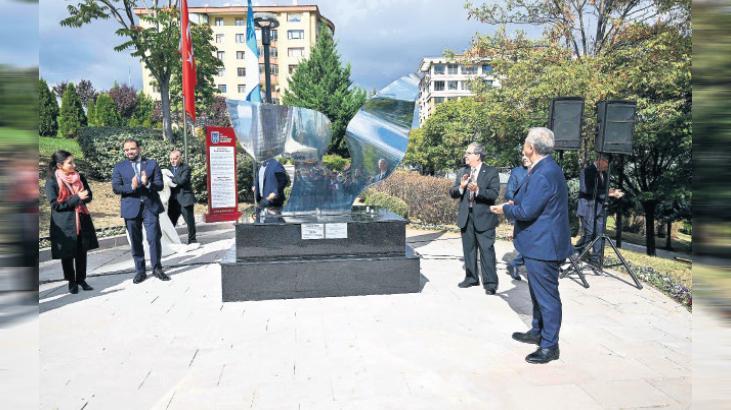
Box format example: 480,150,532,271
469,168,476,206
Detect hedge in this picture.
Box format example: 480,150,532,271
362,190,409,218
371,170,458,225
77,126,254,204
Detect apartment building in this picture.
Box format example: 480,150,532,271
135,4,335,103
417,57,499,125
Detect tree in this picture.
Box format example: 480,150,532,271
108,83,138,122
129,91,155,127
61,2,221,141
465,0,690,58
200,95,231,127
53,81,68,99
58,83,87,138
76,79,98,108
282,27,366,156
92,93,122,126
39,78,59,136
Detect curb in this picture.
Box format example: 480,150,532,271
39,221,234,263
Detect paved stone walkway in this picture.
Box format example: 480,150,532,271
35,229,691,409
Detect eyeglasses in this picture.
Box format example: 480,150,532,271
464,151,477,156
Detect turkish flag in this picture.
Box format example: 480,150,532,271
181,0,196,121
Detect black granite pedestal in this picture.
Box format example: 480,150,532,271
220,209,421,301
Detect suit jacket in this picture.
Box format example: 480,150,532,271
45,174,99,259
112,157,165,219
255,159,289,208
170,163,197,207
504,156,573,261
449,163,500,231
576,163,607,220
505,165,528,201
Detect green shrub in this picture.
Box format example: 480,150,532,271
39,79,58,137
362,190,409,218
322,154,350,172
372,170,457,225
58,83,87,138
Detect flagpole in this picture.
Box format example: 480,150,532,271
179,0,189,163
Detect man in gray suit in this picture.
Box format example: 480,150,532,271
575,156,623,264
168,149,197,244
449,143,501,295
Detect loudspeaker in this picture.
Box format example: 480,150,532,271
596,100,636,155
549,97,584,151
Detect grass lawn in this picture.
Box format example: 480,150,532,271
0,127,37,146
39,136,84,159
605,215,692,254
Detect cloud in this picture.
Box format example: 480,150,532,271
1,0,39,67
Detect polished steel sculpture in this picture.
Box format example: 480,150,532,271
227,74,420,215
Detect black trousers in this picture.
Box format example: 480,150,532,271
461,210,498,290
168,199,196,242
61,236,87,283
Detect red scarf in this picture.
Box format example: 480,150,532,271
55,169,90,235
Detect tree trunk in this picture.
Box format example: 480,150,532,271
666,221,673,251
159,77,174,141
615,211,623,248
642,201,657,256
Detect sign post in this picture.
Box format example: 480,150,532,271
204,126,242,222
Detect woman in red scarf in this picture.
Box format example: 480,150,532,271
45,150,99,294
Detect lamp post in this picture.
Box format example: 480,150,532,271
254,13,279,104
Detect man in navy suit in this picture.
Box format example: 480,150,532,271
491,128,572,364
449,143,501,295
112,139,170,284
253,158,289,214
504,154,531,280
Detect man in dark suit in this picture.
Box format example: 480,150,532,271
373,158,389,182
168,149,197,244
449,142,501,295
575,156,624,264
505,155,531,280
112,138,170,284
253,158,289,213
491,127,573,364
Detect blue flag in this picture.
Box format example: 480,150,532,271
245,0,261,102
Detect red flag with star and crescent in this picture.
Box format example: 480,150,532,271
181,0,196,121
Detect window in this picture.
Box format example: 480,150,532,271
434,97,445,104
235,33,244,43
235,18,245,26
462,81,471,91
271,29,278,41
270,47,278,58
289,64,298,74
237,67,246,77
287,13,302,22
447,64,458,74
215,34,224,44
259,63,265,73
271,64,279,76
288,29,305,40
217,51,225,60
215,17,224,26
433,64,445,75
462,65,477,75
483,79,494,87
217,84,227,93
447,81,458,90
236,51,245,60
238,84,246,93
482,64,493,74
434,81,445,91
217,68,225,76
288,47,305,57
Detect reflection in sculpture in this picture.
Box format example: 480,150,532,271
227,74,420,215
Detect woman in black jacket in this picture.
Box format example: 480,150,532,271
46,150,99,294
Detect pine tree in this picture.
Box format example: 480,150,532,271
39,79,59,136
57,83,87,138
282,27,366,157
93,93,122,126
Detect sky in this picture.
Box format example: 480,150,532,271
1,0,39,68
37,0,541,92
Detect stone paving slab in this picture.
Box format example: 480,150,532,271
36,229,691,409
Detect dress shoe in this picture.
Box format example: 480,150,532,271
77,280,94,291
512,331,541,345
507,264,521,281
458,279,479,288
525,347,560,364
133,272,147,284
68,282,79,294
153,268,171,281
188,239,198,244
485,288,496,295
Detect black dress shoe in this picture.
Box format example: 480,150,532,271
512,331,541,345
153,268,171,281
133,272,147,284
188,239,198,244
458,279,480,288
77,280,94,291
68,282,79,294
525,347,560,364
507,264,522,280
485,288,496,295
